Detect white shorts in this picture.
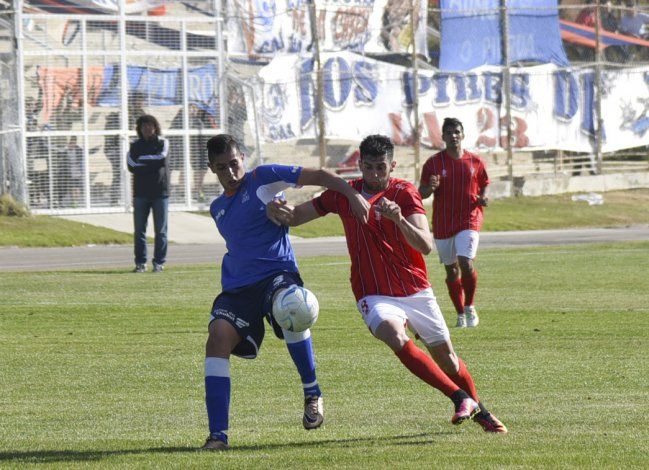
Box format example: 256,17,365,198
434,230,480,265
357,288,450,345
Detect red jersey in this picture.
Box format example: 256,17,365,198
313,178,430,301
420,150,489,239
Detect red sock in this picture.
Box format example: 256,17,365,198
445,278,464,314
447,357,480,402
462,270,478,307
395,339,459,397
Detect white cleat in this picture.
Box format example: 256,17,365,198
465,306,479,327
456,314,467,328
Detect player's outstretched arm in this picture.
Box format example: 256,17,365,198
377,197,433,254
267,199,321,227
298,168,370,224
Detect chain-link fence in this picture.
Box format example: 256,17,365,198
17,0,262,214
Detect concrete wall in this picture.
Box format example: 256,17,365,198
488,171,649,199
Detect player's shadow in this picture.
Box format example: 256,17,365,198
0,432,454,463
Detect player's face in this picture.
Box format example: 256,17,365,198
209,147,246,192
359,153,395,193
442,124,464,151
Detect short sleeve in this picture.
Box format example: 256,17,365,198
313,189,340,216
253,164,302,186
397,183,426,219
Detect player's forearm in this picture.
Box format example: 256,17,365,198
299,169,355,199
394,217,433,254
418,184,434,199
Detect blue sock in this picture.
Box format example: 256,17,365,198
205,357,230,442
284,329,321,397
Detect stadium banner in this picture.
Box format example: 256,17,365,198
96,64,219,115
36,63,220,123
256,52,649,153
225,0,428,58
439,0,569,72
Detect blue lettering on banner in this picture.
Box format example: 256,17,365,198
553,70,579,121
483,72,502,104
323,57,353,109
299,58,316,130
453,74,482,103
580,72,601,140
300,55,381,127
510,73,530,109
353,61,377,104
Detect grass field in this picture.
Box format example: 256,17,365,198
0,215,132,247
1,242,648,468
290,189,649,238
1,189,648,247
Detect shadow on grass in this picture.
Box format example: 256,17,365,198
0,432,452,463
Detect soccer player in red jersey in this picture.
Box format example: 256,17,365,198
267,134,506,433
419,118,490,329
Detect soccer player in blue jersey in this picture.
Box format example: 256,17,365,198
201,134,370,451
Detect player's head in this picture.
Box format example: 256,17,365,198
358,134,396,193
207,134,246,193
441,117,464,151
135,114,161,140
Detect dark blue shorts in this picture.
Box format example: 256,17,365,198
209,271,303,359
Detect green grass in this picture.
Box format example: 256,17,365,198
3,189,648,247
1,242,648,468
289,189,649,238
0,215,132,247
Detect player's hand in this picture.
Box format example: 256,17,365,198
376,197,402,223
266,199,295,226
477,195,489,207
429,174,440,191
349,194,371,224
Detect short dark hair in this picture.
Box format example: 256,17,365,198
135,114,161,138
359,134,394,161
442,117,464,134
207,134,241,164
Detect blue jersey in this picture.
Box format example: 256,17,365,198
210,164,302,291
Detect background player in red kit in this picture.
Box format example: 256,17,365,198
268,134,506,433
419,118,489,328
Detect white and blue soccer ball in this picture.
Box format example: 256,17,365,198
272,285,319,332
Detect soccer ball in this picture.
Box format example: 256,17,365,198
272,285,319,332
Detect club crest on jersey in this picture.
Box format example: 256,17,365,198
214,209,225,222
241,190,249,203
291,166,299,173
470,167,475,175
442,169,447,177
